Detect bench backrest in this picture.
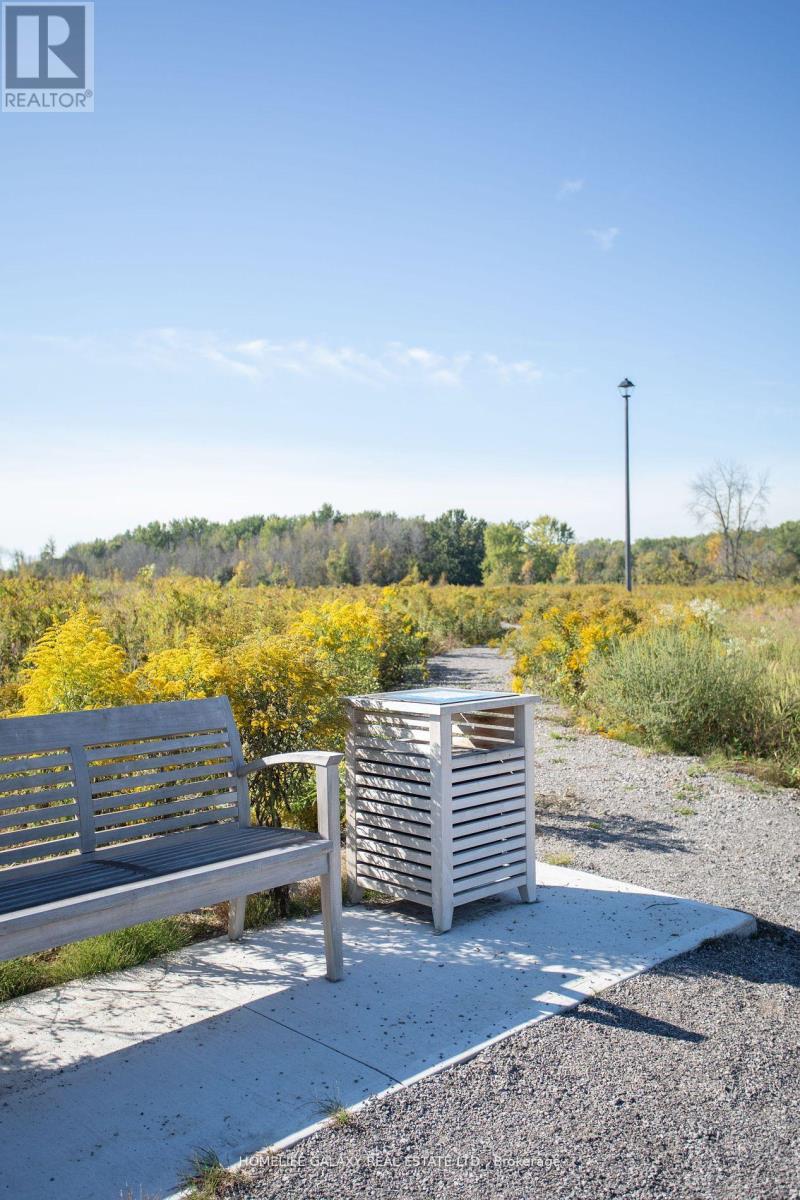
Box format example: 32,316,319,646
0,697,249,870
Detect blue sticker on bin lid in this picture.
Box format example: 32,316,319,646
372,688,515,705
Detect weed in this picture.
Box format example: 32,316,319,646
317,1095,358,1129
179,1148,236,1199
673,807,697,817
543,851,575,867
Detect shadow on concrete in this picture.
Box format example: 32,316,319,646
0,875,752,1200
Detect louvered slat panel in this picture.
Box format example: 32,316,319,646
357,849,431,882
356,812,432,839
452,835,527,866
452,821,526,853
453,848,527,880
452,768,525,797
354,746,430,770
355,772,431,797
357,862,433,896
357,836,431,867
358,798,432,825
451,746,525,768
453,859,527,895
452,784,527,813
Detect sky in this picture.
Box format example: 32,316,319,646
1,0,798,558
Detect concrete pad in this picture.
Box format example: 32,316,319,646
0,864,753,1200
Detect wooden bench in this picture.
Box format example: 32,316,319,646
0,697,344,981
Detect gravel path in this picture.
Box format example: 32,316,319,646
234,648,800,1200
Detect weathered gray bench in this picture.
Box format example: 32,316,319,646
0,696,344,980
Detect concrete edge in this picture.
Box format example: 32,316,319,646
163,904,756,1199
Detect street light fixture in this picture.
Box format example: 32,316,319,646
617,378,635,591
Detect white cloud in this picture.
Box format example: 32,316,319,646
483,354,543,384
558,178,585,198
28,329,544,390
586,227,620,252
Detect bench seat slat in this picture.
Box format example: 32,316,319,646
0,825,327,917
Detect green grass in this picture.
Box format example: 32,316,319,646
317,1093,357,1129
0,880,323,1003
0,918,202,1003
543,851,575,867
550,732,577,742
584,622,800,787
673,806,697,817
179,1148,237,1199
674,783,703,803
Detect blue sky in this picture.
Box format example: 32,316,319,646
1,0,798,557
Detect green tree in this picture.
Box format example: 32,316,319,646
423,509,486,585
523,515,575,582
481,522,526,584
774,521,800,579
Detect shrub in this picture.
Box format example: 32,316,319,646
584,623,800,781
18,607,131,714
288,597,426,692
222,634,346,829
583,624,759,753
130,634,224,701
509,596,644,699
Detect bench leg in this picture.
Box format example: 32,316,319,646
320,857,344,982
317,761,344,981
228,895,247,940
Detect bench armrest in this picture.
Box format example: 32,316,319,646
236,751,343,777
236,752,343,847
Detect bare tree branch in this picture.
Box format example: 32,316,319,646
689,461,770,579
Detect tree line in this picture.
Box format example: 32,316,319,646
8,499,799,588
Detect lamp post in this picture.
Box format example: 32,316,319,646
618,378,635,591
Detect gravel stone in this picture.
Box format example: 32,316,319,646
232,647,800,1200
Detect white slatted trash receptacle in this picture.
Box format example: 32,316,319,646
345,687,539,933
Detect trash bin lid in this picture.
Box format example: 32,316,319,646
346,687,537,710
